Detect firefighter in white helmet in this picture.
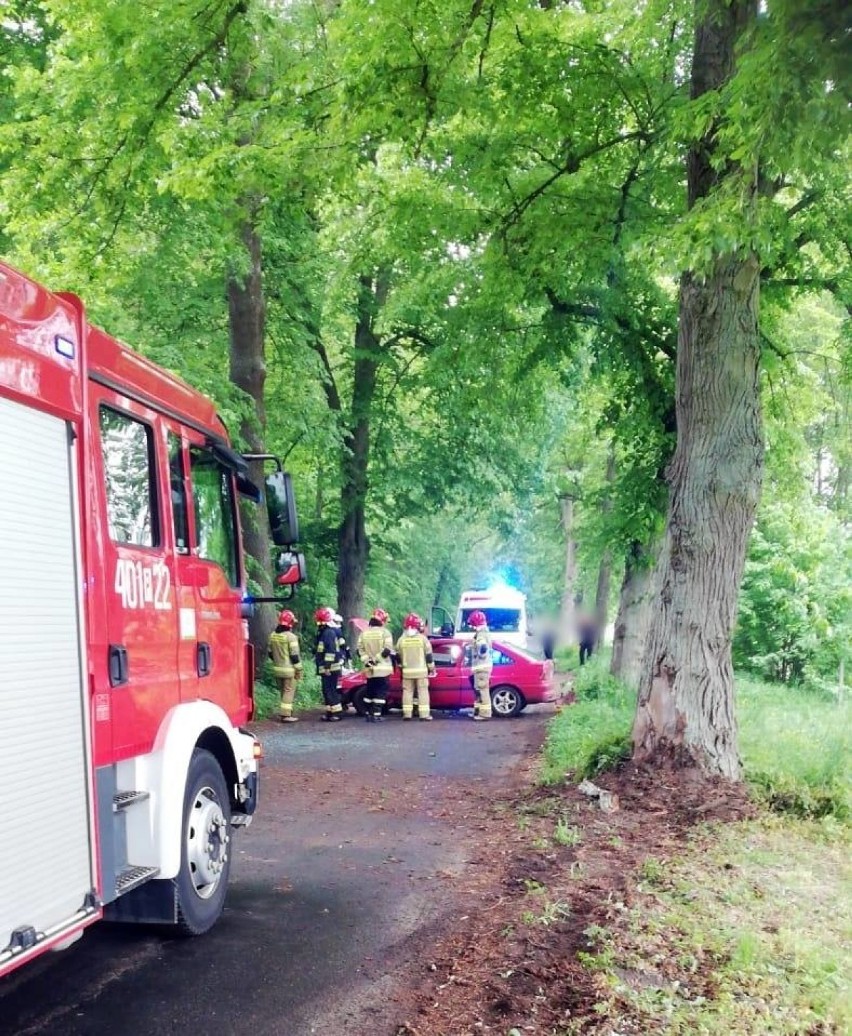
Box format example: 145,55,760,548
396,612,436,720
357,608,393,722
468,609,493,720
268,609,303,722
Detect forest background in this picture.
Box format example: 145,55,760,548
1,0,848,705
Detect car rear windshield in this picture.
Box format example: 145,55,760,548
460,608,521,633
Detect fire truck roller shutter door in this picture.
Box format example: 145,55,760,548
116,700,257,880
0,397,96,969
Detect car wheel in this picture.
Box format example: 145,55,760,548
352,684,370,716
491,684,524,718
175,748,231,935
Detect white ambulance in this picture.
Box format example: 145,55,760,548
453,586,530,650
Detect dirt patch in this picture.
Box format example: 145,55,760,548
390,760,754,1035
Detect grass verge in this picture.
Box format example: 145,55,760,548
583,816,851,1034
543,661,852,821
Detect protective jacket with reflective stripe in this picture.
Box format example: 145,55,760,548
470,629,493,673
395,631,433,678
358,626,394,677
269,628,302,678
314,625,343,674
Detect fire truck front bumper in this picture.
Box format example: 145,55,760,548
232,727,260,822
234,770,258,819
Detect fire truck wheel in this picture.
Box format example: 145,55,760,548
175,748,232,935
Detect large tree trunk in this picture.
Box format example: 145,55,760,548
228,219,276,672
557,495,577,647
336,273,386,642
632,0,762,779
594,449,616,640
594,553,612,646
611,538,662,690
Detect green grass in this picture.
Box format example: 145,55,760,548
541,664,852,821
253,661,323,719
541,655,634,784
586,817,852,1034
737,676,852,821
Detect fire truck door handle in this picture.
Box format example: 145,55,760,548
108,644,129,687
197,641,212,677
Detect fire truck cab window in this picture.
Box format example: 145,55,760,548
168,433,189,554
99,406,159,547
189,447,239,587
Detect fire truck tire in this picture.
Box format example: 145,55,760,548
175,748,232,935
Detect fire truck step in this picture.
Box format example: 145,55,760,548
112,790,150,812
115,865,160,896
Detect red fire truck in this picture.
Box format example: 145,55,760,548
0,261,303,978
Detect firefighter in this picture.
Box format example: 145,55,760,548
396,612,436,720
357,608,394,722
268,609,303,723
333,611,353,670
314,606,344,722
468,609,493,720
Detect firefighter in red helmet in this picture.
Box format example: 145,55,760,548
396,612,436,720
468,609,493,720
314,606,344,722
268,609,303,722
357,608,393,722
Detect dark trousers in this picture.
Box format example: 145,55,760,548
364,675,389,716
321,672,342,710
579,640,594,665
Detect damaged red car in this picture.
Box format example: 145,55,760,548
339,637,557,718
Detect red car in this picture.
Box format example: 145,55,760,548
339,638,557,718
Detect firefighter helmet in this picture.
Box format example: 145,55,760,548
277,609,296,628
403,612,422,630
314,606,334,625
468,609,488,629
371,608,389,624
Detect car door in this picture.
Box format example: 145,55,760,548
428,641,466,709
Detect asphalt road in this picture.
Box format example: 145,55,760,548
0,708,551,1036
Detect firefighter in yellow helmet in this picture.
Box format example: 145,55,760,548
268,609,303,722
396,612,436,720
357,608,394,721
468,609,493,720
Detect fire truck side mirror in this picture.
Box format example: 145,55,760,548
265,471,300,547
275,551,306,587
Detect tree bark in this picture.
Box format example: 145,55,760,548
611,537,662,690
632,0,762,779
228,218,276,671
594,449,616,639
557,495,577,647
336,272,388,643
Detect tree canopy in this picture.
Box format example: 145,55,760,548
1,0,848,774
